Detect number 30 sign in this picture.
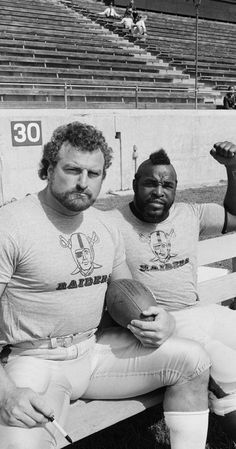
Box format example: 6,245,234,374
11,121,42,147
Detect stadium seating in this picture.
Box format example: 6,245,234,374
86,2,236,92
63,0,235,99
0,0,233,108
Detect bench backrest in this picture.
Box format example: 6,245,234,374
198,233,236,305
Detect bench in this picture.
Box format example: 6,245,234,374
0,66,191,85
54,232,236,448
0,55,166,74
0,44,164,66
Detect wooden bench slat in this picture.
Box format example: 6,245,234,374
56,390,165,448
198,233,236,265
198,271,236,305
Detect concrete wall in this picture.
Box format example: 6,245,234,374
0,109,236,204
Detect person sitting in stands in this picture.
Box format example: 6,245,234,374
119,0,135,30
223,86,236,110
99,2,121,18
132,7,138,22
125,0,134,15
132,12,147,37
114,8,134,31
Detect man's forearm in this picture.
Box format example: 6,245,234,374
210,142,236,217
224,166,236,215
0,364,15,406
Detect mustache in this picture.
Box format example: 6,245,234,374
147,198,165,204
67,189,92,198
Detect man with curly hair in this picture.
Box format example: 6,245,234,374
0,121,210,449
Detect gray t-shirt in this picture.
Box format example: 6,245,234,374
111,202,225,311
0,195,125,344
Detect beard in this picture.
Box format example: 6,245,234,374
135,197,172,223
49,185,95,212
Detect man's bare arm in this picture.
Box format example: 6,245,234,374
210,141,236,231
0,283,53,427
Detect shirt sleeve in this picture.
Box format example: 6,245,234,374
196,203,225,237
0,211,18,283
111,225,126,270
102,210,126,269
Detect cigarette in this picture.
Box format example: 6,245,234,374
47,415,73,444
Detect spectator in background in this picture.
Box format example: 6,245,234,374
114,7,134,31
99,2,121,18
125,0,134,15
223,86,236,110
122,0,135,23
132,7,139,22
132,12,147,37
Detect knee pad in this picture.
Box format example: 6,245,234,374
160,337,210,386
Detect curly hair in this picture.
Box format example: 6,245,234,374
38,121,113,180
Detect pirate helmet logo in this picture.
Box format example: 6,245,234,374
60,231,102,276
140,229,177,264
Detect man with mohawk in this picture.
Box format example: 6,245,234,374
110,141,236,443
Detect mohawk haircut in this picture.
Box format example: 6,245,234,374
134,149,173,182
149,149,171,165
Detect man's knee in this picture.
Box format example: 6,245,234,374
159,337,210,386
164,367,209,412
184,369,209,394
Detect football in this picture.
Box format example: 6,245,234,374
105,278,157,328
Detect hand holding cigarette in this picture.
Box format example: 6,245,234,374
47,415,73,444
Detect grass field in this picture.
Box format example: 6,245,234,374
71,183,235,449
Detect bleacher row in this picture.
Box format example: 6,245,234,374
82,1,236,88
0,0,235,108
143,11,236,90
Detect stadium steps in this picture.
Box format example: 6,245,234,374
0,65,192,83
0,36,152,59
0,55,169,74
0,46,166,68
61,0,223,103
92,0,235,100
0,0,219,108
133,8,236,95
